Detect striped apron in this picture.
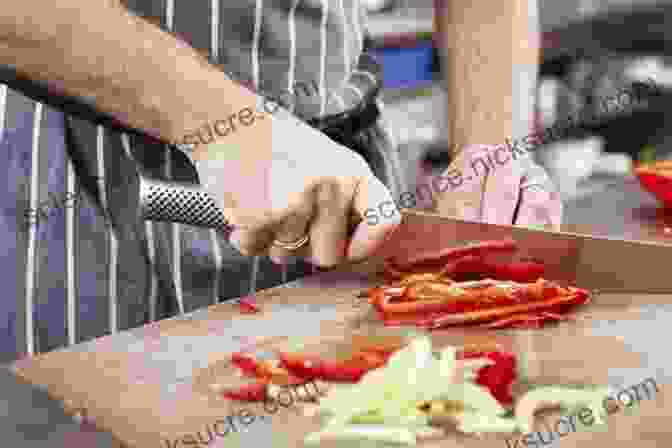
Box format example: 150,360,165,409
0,0,406,361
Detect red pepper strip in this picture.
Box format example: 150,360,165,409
358,347,401,358
393,239,517,271
368,287,388,310
437,255,491,278
457,348,502,360
374,282,521,315
383,260,407,279
252,358,307,385
509,280,568,303
320,359,373,382
277,352,324,380
383,312,459,328
427,287,590,329
398,273,452,286
377,281,589,328
476,351,517,405
350,335,408,357
456,349,518,405
378,296,476,315
279,351,388,383
511,317,547,329
238,297,261,314
540,311,574,321
280,352,368,382
382,308,475,325
488,260,546,283
222,381,268,401
230,352,261,377
482,313,548,329
230,352,304,384
370,286,432,311
383,320,417,328
350,351,388,370
510,311,575,328
387,255,488,279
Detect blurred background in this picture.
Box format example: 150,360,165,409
362,0,672,207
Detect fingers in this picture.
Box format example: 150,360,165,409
515,160,563,230
482,149,525,226
268,197,315,264
305,179,352,267
348,174,401,263
229,224,276,257
515,185,563,230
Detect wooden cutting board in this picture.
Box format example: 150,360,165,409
12,211,672,448
11,265,670,448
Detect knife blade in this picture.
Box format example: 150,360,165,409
374,210,672,293
135,172,672,293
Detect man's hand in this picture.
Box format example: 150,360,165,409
0,0,401,269
433,144,562,230
433,0,555,228
192,106,401,268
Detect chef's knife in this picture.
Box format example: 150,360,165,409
120,138,672,294
134,167,672,293
374,210,672,293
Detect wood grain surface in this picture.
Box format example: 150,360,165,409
12,206,672,448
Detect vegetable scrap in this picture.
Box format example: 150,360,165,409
366,239,591,329
237,296,261,314
296,335,613,447
229,352,304,386
220,335,614,446
222,381,268,402
635,158,672,177
458,349,517,405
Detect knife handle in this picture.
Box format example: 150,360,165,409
139,176,233,233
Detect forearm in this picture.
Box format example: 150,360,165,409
0,0,256,150
437,0,539,157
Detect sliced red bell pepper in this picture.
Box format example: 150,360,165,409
372,281,517,315
456,349,517,405
230,352,261,377
381,309,470,328
437,255,491,278
483,314,543,329
456,343,503,359
393,239,517,271
373,279,589,330
279,345,517,405
321,359,376,382
387,254,541,284
484,310,575,329
383,260,408,279
230,352,305,385
350,335,407,357
488,260,546,283
278,352,326,380
279,350,390,383
539,311,574,321
477,351,517,405
222,381,268,401
350,351,388,369
426,285,591,329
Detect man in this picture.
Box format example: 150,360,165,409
0,0,558,363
